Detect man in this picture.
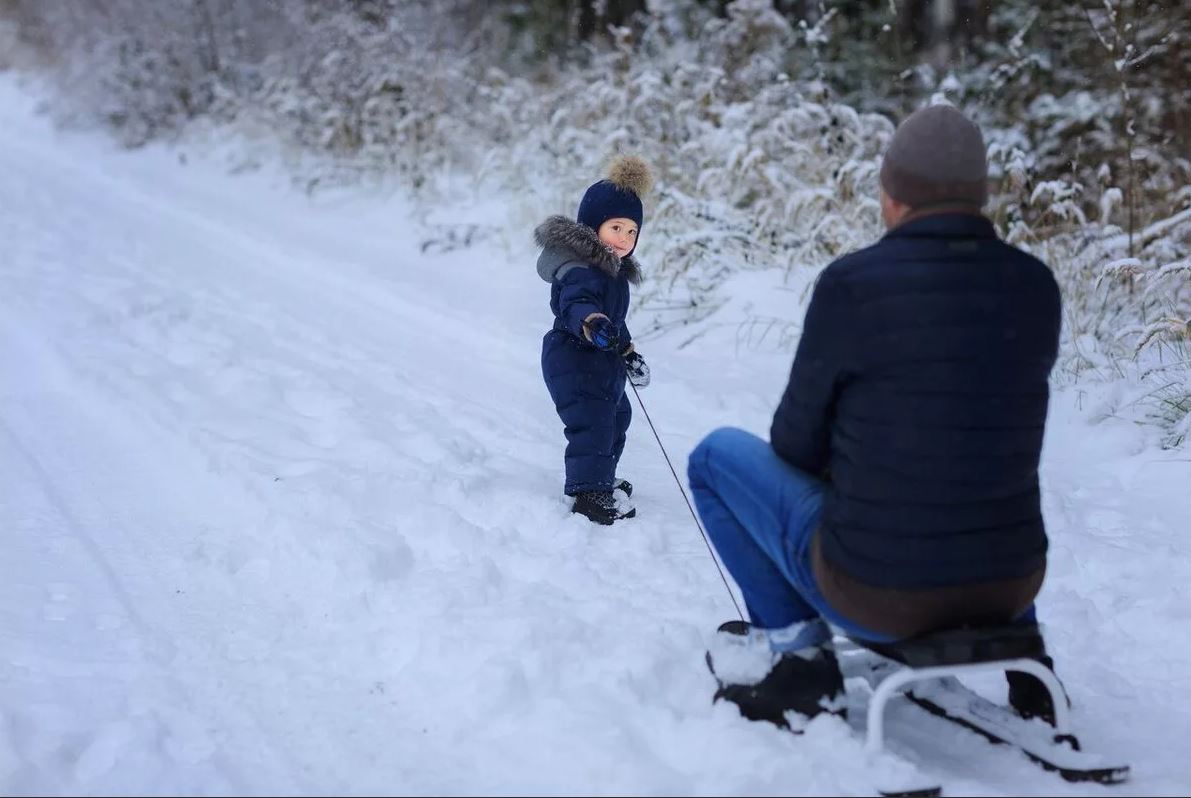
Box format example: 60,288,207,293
689,105,1062,729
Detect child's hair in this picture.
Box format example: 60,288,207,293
577,155,654,234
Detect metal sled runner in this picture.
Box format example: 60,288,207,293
846,624,1131,797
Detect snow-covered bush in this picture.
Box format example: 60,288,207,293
3,0,1188,442
1040,207,1191,447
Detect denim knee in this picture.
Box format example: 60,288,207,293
688,426,751,485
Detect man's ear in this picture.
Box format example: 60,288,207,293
879,188,910,229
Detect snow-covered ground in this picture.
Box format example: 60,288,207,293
2,77,1189,796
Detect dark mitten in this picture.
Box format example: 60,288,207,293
583,316,620,351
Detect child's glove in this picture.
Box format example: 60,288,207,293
583,315,620,351
623,348,651,387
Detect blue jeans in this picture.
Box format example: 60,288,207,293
688,427,896,643
689,427,1039,644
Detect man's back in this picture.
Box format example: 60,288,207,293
771,213,1062,590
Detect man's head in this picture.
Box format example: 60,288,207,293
879,104,988,229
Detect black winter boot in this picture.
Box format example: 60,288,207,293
613,478,633,498
1007,654,1070,726
571,490,636,525
706,620,846,730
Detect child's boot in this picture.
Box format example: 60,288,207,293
572,490,636,525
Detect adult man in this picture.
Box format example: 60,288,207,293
689,105,1062,728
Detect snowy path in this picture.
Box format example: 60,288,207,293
2,80,1189,796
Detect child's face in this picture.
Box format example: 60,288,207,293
597,218,639,258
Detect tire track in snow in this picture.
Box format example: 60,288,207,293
0,318,307,794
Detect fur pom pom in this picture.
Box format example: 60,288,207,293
607,155,654,198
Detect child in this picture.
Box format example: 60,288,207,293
536,156,654,525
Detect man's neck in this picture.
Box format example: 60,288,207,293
891,203,986,230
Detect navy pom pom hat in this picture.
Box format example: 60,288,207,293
576,155,654,250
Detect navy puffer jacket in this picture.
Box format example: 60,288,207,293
772,213,1061,589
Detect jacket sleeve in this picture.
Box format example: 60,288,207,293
770,266,853,477
557,266,606,340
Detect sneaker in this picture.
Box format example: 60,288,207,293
706,620,846,730
571,490,636,525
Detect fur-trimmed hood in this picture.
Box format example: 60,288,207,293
534,215,642,285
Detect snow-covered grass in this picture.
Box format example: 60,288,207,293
9,1,1189,441
2,76,1190,796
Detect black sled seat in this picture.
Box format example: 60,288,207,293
851,623,1047,669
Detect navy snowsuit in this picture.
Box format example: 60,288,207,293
536,216,641,495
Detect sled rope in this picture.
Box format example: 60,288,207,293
627,380,745,621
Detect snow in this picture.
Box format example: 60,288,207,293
2,76,1190,796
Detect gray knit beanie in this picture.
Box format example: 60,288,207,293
879,105,989,209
